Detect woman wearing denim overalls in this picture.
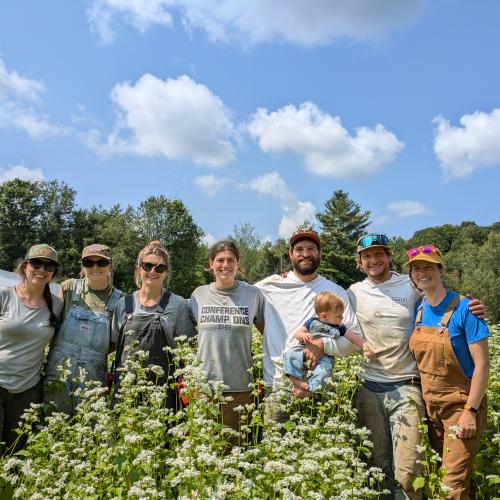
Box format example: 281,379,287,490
111,241,196,409
406,245,490,500
44,244,122,415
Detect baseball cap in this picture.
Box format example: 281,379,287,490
404,245,445,267
289,229,321,249
82,244,112,260
25,244,60,264
356,234,390,253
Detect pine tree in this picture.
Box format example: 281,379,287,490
317,190,370,289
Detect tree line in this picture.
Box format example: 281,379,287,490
1,179,498,321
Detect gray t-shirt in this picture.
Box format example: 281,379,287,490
189,280,265,392
111,289,196,345
0,286,63,393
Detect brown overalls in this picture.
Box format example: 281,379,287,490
409,295,487,500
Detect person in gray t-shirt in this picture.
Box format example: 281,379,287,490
189,241,265,442
0,244,63,453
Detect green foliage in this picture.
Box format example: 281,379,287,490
317,190,370,289
135,196,205,297
0,179,76,271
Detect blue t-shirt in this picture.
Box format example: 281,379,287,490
415,290,490,378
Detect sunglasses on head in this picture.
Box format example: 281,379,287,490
27,259,58,273
82,258,110,268
406,245,437,259
357,234,389,249
140,261,168,273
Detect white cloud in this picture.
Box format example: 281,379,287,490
87,74,236,167
202,232,217,246
433,109,500,178
87,0,173,45
0,57,61,139
87,0,423,47
247,102,403,178
194,174,230,195
243,171,317,239
386,200,431,218
0,164,45,184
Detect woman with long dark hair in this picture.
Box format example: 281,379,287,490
189,240,265,442
0,244,63,453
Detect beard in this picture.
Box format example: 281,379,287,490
291,255,320,276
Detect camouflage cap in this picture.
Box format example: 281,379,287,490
25,244,60,264
82,244,112,260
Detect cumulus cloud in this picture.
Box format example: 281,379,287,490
87,0,173,45
0,164,45,184
0,58,61,139
87,74,236,167
433,109,500,178
243,171,317,239
247,102,403,178
87,0,423,47
202,232,217,246
194,174,230,195
386,200,431,218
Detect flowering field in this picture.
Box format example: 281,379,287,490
0,326,499,499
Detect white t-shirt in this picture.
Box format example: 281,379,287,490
347,272,421,383
255,272,360,387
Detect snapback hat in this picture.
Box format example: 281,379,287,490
82,244,112,260
289,229,321,249
25,244,60,264
404,245,445,267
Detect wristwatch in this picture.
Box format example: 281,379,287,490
464,403,478,414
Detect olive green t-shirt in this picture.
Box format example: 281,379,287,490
61,279,119,320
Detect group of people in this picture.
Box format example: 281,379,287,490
0,230,491,500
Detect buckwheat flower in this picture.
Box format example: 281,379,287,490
448,424,462,440
124,432,143,444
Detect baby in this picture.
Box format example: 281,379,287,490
283,291,374,398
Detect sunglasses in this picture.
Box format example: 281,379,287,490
140,261,168,273
82,258,110,268
406,245,437,260
357,234,389,249
27,259,58,273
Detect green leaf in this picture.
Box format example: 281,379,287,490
283,420,297,432
412,476,425,491
0,484,14,500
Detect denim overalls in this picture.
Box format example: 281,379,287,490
409,295,487,500
45,279,121,415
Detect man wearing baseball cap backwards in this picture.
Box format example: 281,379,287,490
345,234,484,499
255,229,361,423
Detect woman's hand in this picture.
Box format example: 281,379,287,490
456,409,477,439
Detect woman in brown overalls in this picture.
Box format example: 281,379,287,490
406,245,490,500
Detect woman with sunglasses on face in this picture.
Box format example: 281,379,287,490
112,241,195,408
44,244,122,415
406,245,490,500
188,241,265,442
0,244,63,453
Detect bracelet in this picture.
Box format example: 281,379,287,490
464,403,478,414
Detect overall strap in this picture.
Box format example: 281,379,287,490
415,300,424,324
106,288,122,314
440,295,462,327
71,279,84,304
156,290,172,314
114,294,135,371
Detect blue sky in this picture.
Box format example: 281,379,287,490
1,1,499,245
